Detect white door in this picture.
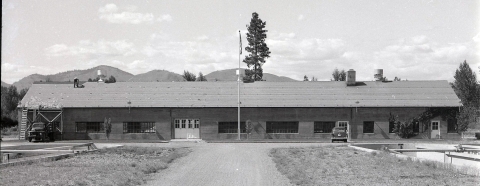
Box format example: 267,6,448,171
186,119,200,139
174,119,187,139
431,121,440,139
338,121,350,140
174,119,200,139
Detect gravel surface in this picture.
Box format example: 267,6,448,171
144,143,333,186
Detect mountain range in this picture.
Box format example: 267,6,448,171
4,65,297,90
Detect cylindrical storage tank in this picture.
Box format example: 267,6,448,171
347,69,356,86
374,69,383,81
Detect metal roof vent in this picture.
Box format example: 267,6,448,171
346,69,356,86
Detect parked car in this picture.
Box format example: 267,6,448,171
331,127,348,143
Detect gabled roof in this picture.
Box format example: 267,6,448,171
20,81,461,108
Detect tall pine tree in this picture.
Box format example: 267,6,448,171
452,60,480,131
243,12,271,81
453,60,479,107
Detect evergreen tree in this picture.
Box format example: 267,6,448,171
182,70,197,81
339,70,346,81
452,60,480,131
453,60,479,107
243,12,271,81
197,72,207,81
331,68,346,81
106,75,116,83
303,75,309,81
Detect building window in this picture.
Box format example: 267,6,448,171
363,121,374,133
194,119,200,128
218,122,246,133
175,119,200,129
432,122,439,130
314,121,336,133
181,120,186,128
266,121,298,133
338,121,348,128
447,118,457,133
389,121,395,133
123,122,156,133
174,120,180,128
76,122,103,133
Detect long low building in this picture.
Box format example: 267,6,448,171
18,70,462,141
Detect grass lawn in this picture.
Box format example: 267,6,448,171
0,146,190,186
270,145,479,186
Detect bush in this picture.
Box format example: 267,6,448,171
390,113,417,138
1,116,18,129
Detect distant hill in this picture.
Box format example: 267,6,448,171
205,69,298,82
1,81,10,87
12,65,134,90
128,70,184,82
7,66,299,90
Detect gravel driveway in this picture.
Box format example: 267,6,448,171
144,143,331,186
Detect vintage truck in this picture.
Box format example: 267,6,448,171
27,122,54,142
331,127,348,143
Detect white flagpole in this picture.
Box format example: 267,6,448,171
238,30,241,140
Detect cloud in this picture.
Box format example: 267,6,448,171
370,35,479,81
197,35,209,41
258,32,350,80
45,40,137,58
298,14,305,21
98,4,163,24
412,35,428,44
157,14,173,22
473,32,480,43
2,62,19,72
137,32,243,75
99,4,118,13
267,33,347,62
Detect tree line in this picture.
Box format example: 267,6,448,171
1,86,28,128
88,75,117,83
182,71,207,81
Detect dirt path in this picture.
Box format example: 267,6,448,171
145,143,327,186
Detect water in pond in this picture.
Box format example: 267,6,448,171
352,143,480,170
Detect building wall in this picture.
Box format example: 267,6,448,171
55,107,461,140
61,108,171,140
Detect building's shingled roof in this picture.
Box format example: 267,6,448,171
20,81,461,108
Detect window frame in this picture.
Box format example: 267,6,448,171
123,122,156,133
314,121,336,133
266,121,299,134
432,121,439,130
75,122,104,133
389,120,395,133
218,121,246,133
363,121,375,134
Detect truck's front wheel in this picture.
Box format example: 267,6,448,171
28,137,32,142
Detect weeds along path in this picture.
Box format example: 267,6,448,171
145,143,323,186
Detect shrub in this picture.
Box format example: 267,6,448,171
390,113,417,138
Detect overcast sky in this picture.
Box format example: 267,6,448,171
2,0,479,84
